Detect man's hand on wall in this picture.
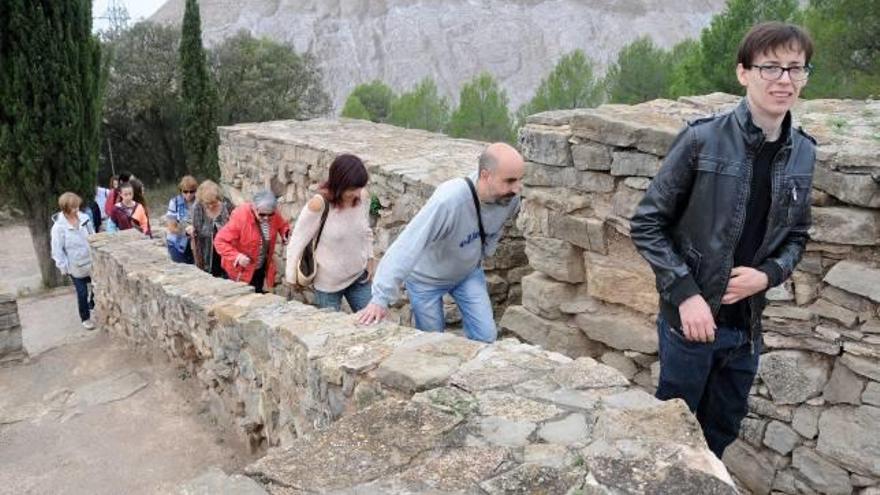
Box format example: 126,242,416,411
678,295,716,343
722,266,769,305
356,303,388,326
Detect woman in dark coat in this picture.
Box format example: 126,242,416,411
191,180,234,278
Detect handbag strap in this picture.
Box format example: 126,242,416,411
313,197,330,247
463,177,486,250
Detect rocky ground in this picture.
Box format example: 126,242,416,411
0,225,257,495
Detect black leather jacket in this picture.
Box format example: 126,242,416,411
630,99,816,333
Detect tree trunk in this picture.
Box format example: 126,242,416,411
28,206,64,289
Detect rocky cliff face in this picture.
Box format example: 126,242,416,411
151,0,726,111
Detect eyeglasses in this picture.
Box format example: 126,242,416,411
748,64,812,82
182,190,196,194
257,212,274,218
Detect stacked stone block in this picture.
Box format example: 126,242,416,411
89,229,736,493
505,93,880,494
0,285,26,365
217,119,528,322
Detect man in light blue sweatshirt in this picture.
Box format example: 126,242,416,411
356,142,524,342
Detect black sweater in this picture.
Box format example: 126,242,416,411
717,138,783,329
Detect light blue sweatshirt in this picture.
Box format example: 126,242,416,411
50,211,95,279
370,173,521,307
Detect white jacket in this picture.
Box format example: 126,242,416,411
50,211,95,278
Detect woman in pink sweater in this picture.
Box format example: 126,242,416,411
285,154,375,312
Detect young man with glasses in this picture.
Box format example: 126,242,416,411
630,22,816,459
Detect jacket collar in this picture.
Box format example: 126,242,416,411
733,98,793,149
52,211,90,230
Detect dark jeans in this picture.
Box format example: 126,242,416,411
71,276,94,322
251,264,266,294
655,315,761,458
168,242,195,264
209,249,226,279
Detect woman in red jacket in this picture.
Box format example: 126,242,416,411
214,190,290,293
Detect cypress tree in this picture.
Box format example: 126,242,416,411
179,0,220,179
0,0,103,288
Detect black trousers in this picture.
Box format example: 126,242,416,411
250,264,266,294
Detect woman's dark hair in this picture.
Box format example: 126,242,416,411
129,178,148,213
320,154,369,206
118,171,133,184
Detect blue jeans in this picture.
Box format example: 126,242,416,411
314,271,372,313
71,276,94,322
404,266,496,343
655,315,761,458
167,242,194,264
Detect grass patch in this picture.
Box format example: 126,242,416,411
369,193,382,217
144,181,179,218
826,116,849,134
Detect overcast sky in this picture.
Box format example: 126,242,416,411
93,0,166,31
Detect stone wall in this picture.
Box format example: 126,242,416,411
507,93,880,494
0,285,26,365
89,229,736,493
217,119,528,323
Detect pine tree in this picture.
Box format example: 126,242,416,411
447,73,515,144
343,81,395,123
690,0,800,95
604,37,674,104
517,50,603,126
179,0,220,179
0,0,103,288
803,0,880,98
341,95,372,121
666,39,704,99
388,78,450,132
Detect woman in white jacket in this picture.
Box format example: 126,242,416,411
51,192,96,329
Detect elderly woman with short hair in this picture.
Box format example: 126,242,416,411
191,180,234,277
51,192,97,329
214,190,290,293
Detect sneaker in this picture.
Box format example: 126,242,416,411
82,320,96,330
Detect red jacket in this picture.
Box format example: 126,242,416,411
104,188,119,218
214,203,290,289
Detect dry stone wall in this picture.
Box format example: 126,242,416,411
0,285,25,365
217,119,528,324
508,93,880,494
89,229,736,493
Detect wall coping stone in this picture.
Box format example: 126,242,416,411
89,228,736,493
